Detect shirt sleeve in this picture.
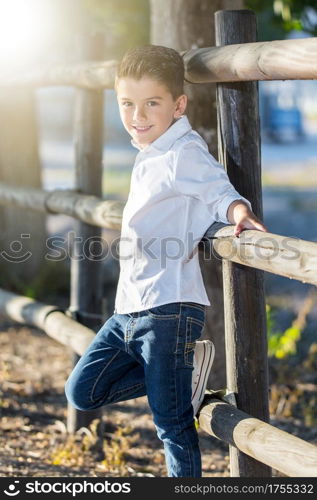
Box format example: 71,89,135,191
172,142,252,224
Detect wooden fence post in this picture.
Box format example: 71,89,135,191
215,9,270,477
67,35,105,433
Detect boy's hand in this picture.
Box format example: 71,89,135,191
227,200,268,237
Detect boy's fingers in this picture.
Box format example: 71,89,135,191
234,223,243,237
234,220,268,237
246,217,268,232
254,221,268,232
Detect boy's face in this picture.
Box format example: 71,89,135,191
116,76,187,149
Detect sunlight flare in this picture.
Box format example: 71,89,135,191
0,0,52,65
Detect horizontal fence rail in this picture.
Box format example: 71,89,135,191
1,37,316,89
0,289,95,355
0,183,124,229
0,60,118,89
183,37,317,83
203,223,317,286
198,396,317,477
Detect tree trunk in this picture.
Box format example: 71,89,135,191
150,0,243,388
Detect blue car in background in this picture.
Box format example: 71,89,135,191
260,80,304,143
268,105,303,143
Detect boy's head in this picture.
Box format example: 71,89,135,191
115,45,185,100
115,45,187,149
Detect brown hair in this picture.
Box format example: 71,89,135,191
115,45,184,100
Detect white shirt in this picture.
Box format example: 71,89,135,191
114,115,251,314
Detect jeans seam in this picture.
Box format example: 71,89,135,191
185,317,192,367
175,311,193,477
185,313,200,475
146,303,181,320
147,312,180,320
90,349,120,403
174,312,187,474
188,317,205,329
182,303,205,312
108,382,145,402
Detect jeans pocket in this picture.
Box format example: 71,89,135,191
184,317,205,367
147,303,180,319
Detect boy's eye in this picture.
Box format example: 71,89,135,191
122,101,132,107
147,101,158,106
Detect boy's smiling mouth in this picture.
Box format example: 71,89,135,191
133,125,153,133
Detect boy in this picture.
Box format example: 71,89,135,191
65,45,267,477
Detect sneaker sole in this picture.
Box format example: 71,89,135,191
192,341,215,412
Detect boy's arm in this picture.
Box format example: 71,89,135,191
227,200,268,237
173,142,268,236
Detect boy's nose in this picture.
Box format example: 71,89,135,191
133,106,147,122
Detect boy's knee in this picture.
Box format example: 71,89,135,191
64,378,93,411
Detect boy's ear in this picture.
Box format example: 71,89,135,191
174,94,187,118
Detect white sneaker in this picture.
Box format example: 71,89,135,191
191,340,215,416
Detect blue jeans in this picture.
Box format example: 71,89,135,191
65,302,205,477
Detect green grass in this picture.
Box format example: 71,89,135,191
102,167,317,197
262,166,317,188
103,168,131,199
101,166,317,199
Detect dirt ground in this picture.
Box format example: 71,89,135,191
1,316,317,478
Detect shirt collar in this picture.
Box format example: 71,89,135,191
131,115,192,153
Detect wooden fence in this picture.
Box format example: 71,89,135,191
0,8,317,477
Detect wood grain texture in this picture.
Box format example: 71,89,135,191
199,398,317,477
212,226,317,286
0,183,124,229
183,36,317,83
0,289,95,356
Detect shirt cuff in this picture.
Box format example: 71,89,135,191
218,195,252,224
